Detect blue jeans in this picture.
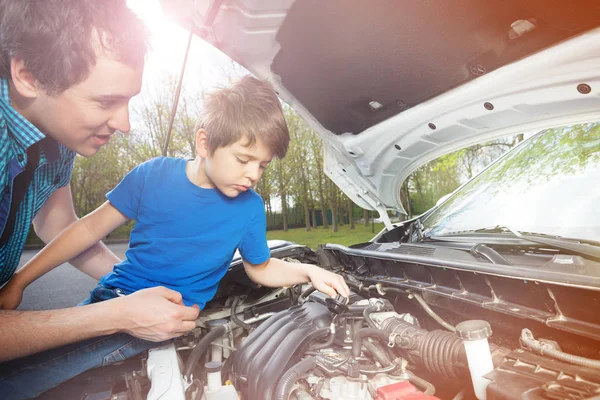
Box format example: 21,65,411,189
0,284,166,399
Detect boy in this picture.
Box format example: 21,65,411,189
0,76,349,398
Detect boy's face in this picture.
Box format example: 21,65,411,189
199,130,274,198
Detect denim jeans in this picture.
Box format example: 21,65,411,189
0,283,166,400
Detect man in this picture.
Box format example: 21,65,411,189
0,0,200,365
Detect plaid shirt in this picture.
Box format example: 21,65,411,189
0,78,75,285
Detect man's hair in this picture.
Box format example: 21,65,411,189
197,76,290,159
0,0,149,94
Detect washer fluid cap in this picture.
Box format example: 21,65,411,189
456,320,492,341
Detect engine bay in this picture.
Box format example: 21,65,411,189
42,242,600,400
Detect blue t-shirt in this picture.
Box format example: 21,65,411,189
100,157,271,308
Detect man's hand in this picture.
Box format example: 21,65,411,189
306,266,350,298
0,279,25,310
108,286,200,342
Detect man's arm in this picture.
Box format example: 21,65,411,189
243,258,350,298
33,185,120,280
0,286,200,362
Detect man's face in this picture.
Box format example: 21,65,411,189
29,53,143,157
204,137,274,198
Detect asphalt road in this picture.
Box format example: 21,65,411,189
16,243,129,310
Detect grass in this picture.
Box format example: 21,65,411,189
266,223,386,250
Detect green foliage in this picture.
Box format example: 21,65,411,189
405,137,516,215
267,223,386,250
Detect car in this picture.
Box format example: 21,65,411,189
41,1,600,399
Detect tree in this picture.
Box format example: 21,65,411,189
348,198,355,229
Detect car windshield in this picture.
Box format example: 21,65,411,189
421,122,600,243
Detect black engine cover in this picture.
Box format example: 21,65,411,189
232,300,332,400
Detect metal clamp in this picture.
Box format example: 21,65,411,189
376,284,386,296
388,332,398,348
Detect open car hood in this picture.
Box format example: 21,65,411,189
160,0,600,226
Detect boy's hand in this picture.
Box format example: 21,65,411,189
307,266,350,298
0,279,26,310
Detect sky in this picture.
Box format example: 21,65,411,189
125,0,236,118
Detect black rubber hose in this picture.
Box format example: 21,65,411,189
298,285,317,303
362,340,392,367
363,306,379,329
521,329,600,369
352,328,390,358
221,353,234,384
346,280,362,292
274,356,317,400
183,325,227,379
231,296,253,330
189,379,205,400
311,329,335,350
407,371,436,395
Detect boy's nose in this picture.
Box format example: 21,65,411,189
246,165,261,184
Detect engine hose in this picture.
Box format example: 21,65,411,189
189,378,205,400
416,329,466,379
346,280,363,292
412,292,456,333
274,356,317,400
362,339,392,367
316,358,396,376
521,329,600,369
311,320,337,350
231,297,253,330
298,285,317,304
221,353,234,384
352,328,391,358
363,306,380,329
407,371,436,396
183,325,228,379
379,315,509,379
360,364,396,375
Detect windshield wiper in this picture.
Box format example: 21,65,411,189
438,225,600,262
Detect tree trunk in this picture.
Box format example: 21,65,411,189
363,209,369,226
303,200,311,231
320,199,328,229
331,204,338,232
349,199,355,229
413,174,426,209
311,209,317,229
400,180,412,219
281,194,288,231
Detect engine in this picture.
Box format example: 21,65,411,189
229,294,443,400
172,287,600,400
49,244,600,400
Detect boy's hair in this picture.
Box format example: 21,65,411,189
0,0,149,95
197,76,290,159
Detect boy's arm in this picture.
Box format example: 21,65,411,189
13,201,128,291
0,286,200,362
33,185,120,280
242,258,350,298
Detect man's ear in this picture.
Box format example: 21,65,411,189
195,129,210,158
10,57,40,99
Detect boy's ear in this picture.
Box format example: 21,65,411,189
10,57,40,99
195,129,210,158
